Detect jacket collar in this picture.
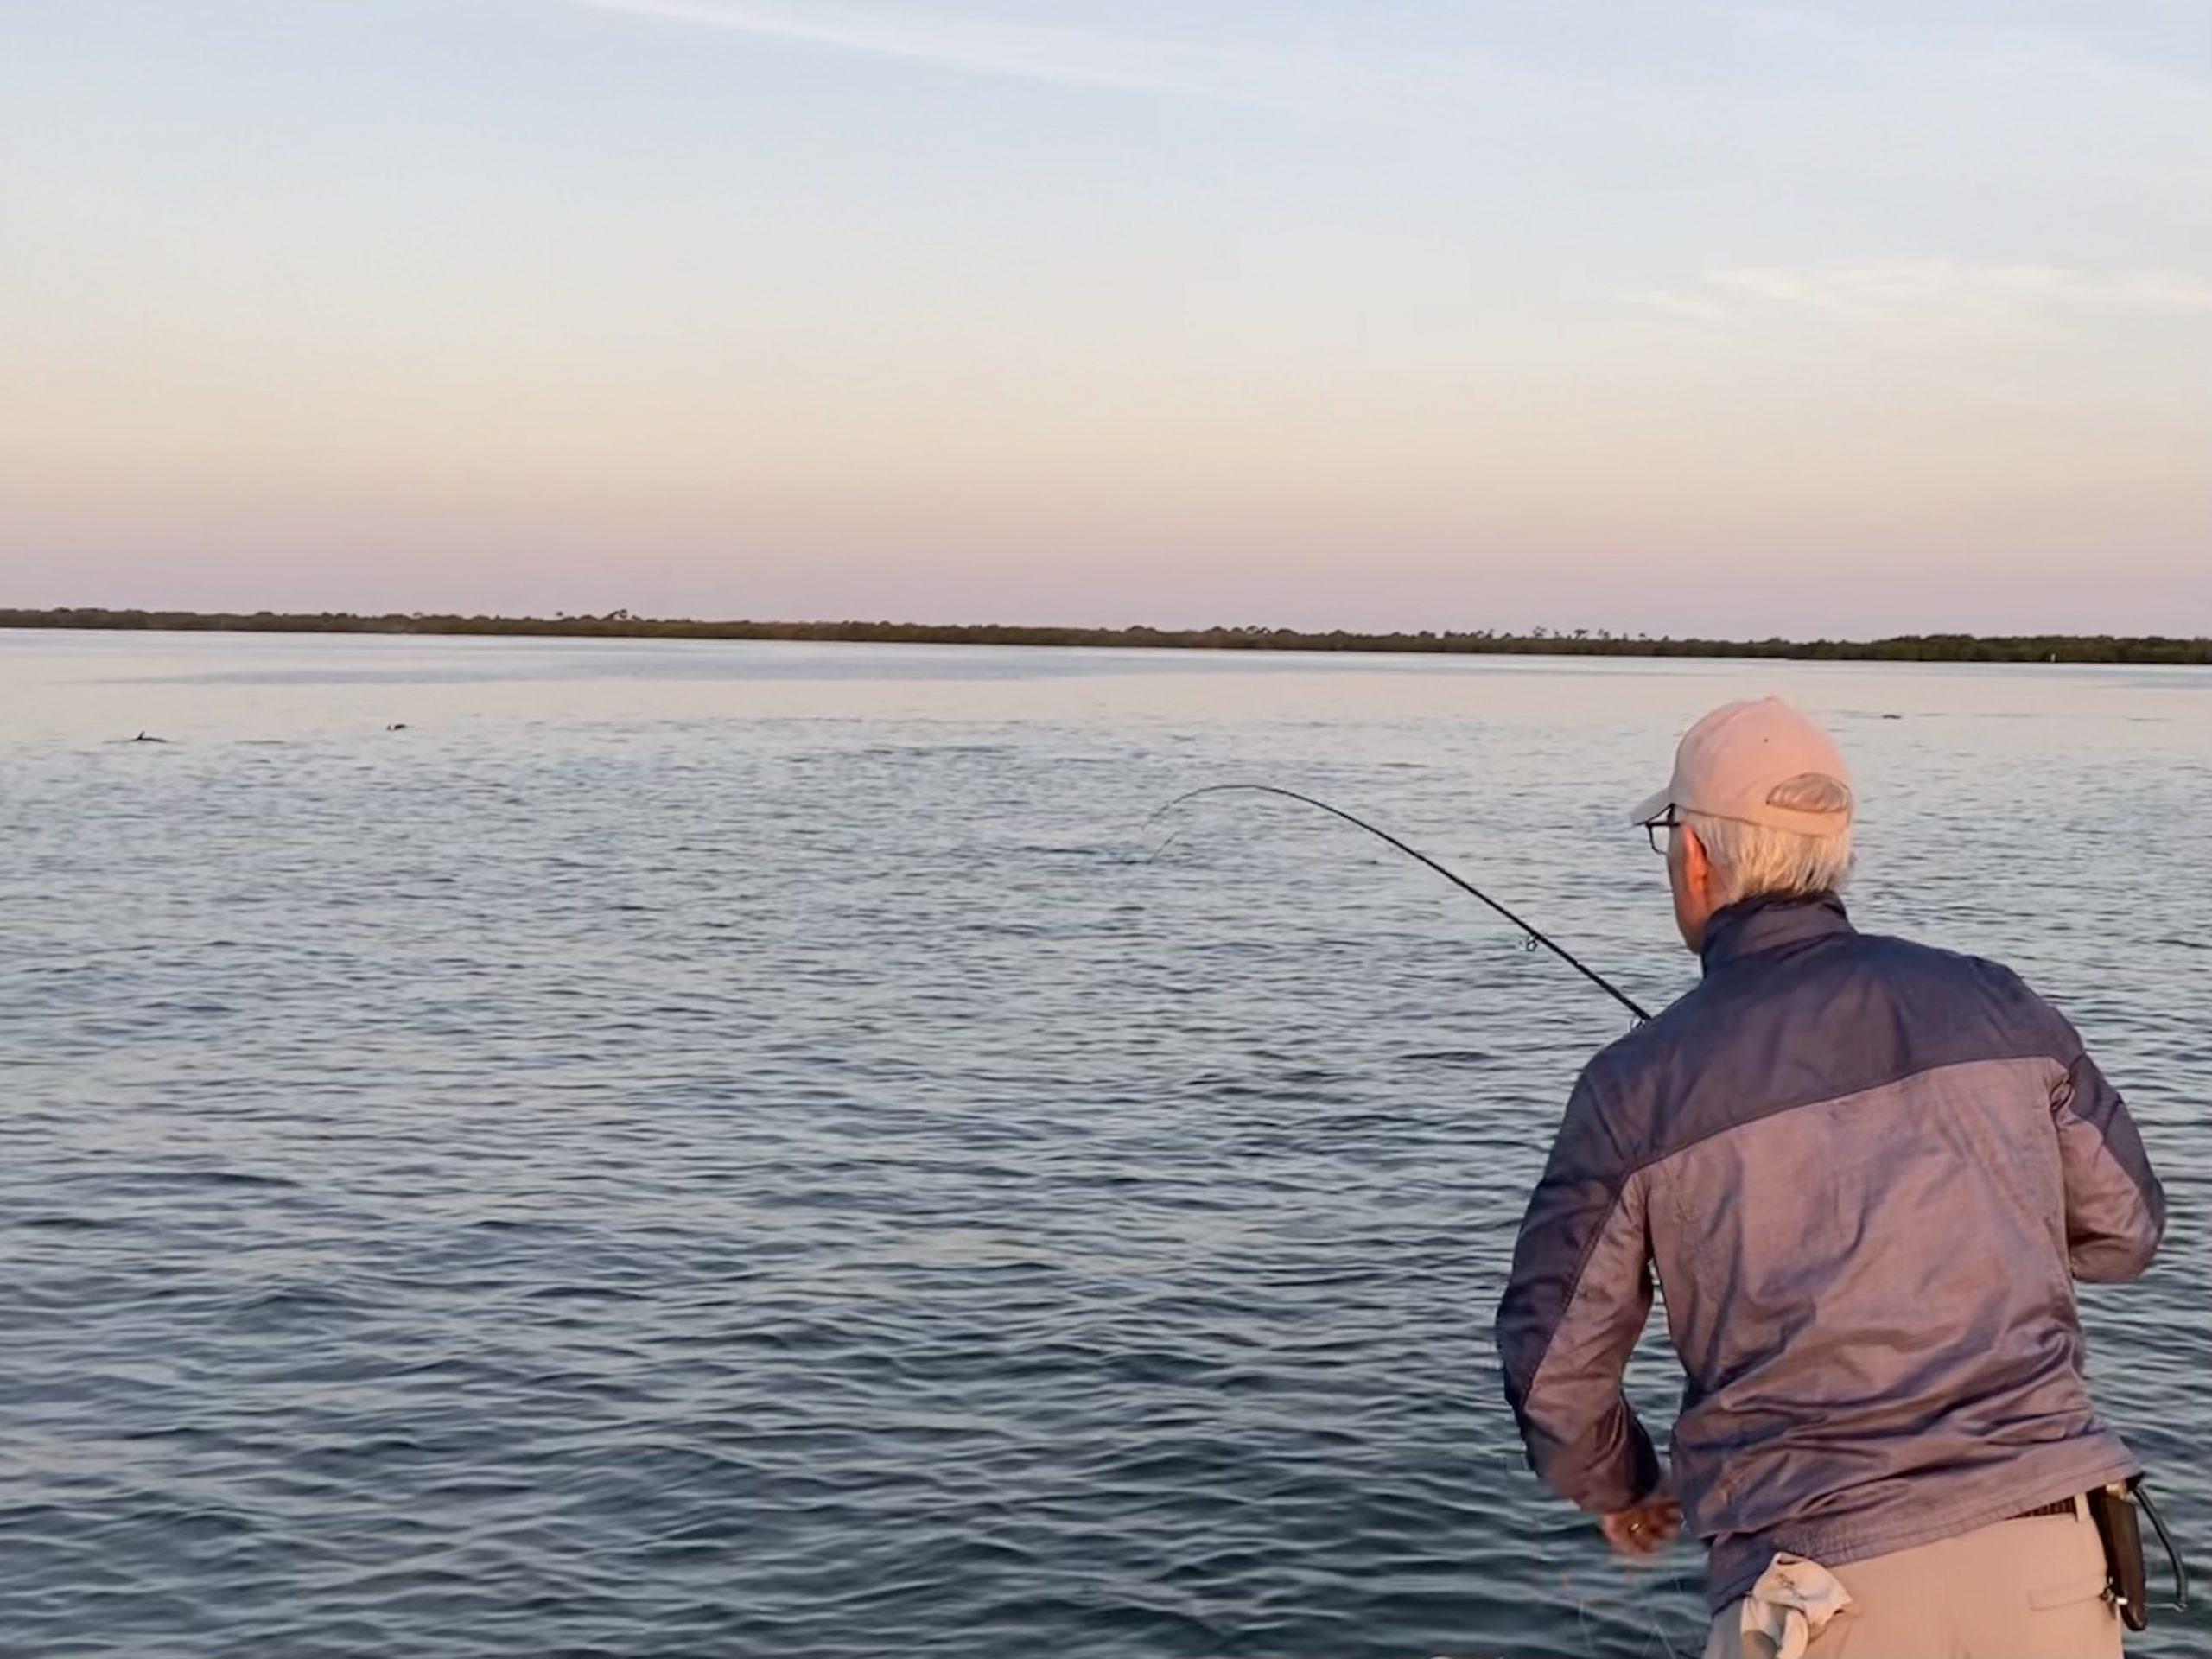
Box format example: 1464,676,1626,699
1700,890,1853,973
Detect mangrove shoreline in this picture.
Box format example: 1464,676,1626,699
3,608,2206,665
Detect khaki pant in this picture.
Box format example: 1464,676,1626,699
1703,1499,2121,1658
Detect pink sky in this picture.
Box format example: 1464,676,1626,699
4,2,2207,636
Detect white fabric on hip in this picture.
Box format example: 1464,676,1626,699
1737,1553,1853,1659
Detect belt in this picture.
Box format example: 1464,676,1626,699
2013,1496,2082,1521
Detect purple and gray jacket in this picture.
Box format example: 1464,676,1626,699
1494,891,2166,1611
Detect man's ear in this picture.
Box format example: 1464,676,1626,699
1680,821,1713,904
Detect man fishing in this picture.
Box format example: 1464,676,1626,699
1494,696,2165,1656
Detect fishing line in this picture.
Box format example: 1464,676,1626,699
1147,783,1652,1023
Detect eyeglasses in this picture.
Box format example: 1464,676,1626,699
1639,804,1681,855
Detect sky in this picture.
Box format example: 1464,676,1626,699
2,0,2207,637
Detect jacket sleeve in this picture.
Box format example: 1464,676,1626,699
1493,1065,1661,1513
2050,1042,2165,1283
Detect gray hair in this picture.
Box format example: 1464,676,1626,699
1684,773,1853,905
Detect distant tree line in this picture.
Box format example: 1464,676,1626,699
3,607,2205,664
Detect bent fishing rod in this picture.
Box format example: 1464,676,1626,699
1148,783,1652,1024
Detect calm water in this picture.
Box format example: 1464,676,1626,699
3,631,2207,1658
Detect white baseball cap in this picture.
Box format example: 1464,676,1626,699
1631,696,1853,836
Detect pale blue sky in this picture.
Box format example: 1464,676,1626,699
3,1,2206,634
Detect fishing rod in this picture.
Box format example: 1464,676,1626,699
1147,783,1653,1024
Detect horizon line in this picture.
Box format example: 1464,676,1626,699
3,607,2206,664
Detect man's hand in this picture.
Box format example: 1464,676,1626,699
1599,1496,1682,1559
